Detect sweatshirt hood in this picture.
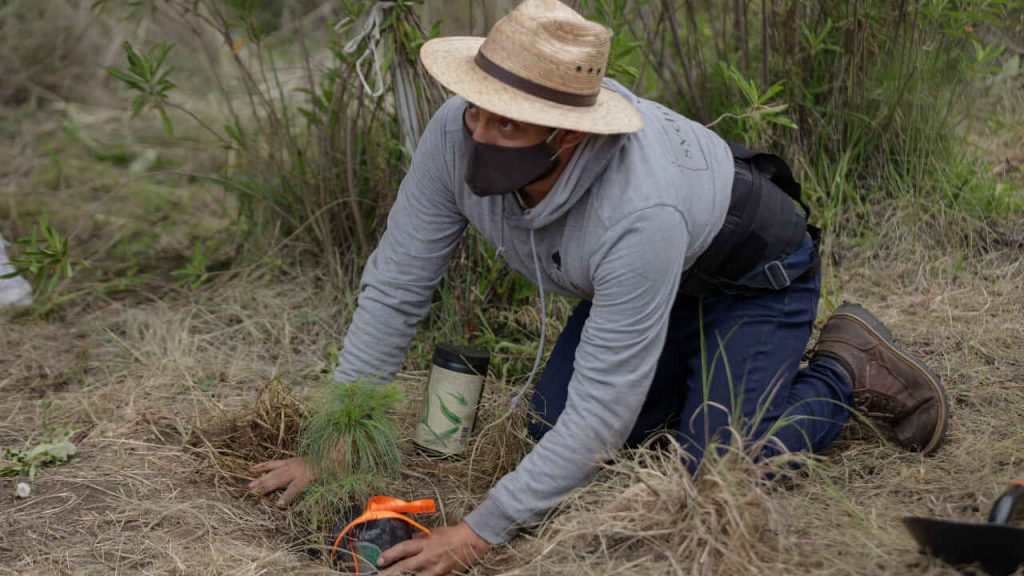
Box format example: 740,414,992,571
505,79,637,230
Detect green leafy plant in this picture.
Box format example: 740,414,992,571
800,18,840,57
970,38,1006,78
708,63,797,145
1,218,77,300
105,42,178,137
172,244,213,290
1,430,79,481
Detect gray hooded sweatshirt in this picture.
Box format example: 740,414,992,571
334,80,734,544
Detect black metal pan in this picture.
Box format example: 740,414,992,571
904,482,1024,575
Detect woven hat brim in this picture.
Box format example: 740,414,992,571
420,37,643,135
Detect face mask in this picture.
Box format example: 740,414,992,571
463,122,561,197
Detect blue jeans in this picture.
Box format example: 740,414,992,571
528,235,853,466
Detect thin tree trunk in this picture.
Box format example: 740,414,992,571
761,0,769,88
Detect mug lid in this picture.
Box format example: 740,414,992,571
434,343,490,374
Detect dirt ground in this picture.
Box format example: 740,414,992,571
2,101,1023,576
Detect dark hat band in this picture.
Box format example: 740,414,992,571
474,51,599,108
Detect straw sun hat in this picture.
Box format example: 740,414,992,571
420,0,643,135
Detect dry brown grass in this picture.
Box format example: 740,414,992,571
3,214,1023,575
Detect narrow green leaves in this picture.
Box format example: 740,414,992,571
105,41,177,136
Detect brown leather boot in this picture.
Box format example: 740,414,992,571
811,302,950,454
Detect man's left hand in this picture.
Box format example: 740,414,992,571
378,521,490,576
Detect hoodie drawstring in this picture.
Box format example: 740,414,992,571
497,194,507,258
510,228,547,408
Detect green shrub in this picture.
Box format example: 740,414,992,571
103,0,445,269
580,0,1024,236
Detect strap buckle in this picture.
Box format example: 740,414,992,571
763,260,791,290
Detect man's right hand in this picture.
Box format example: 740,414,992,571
248,457,317,507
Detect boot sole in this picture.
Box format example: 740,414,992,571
833,302,950,455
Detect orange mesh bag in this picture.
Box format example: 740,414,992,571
330,496,436,574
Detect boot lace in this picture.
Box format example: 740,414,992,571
853,392,906,422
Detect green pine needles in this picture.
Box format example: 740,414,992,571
296,380,403,528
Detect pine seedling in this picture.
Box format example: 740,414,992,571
296,380,403,528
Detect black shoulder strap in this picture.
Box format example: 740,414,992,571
727,141,810,219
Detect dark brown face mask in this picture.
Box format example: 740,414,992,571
462,118,561,197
